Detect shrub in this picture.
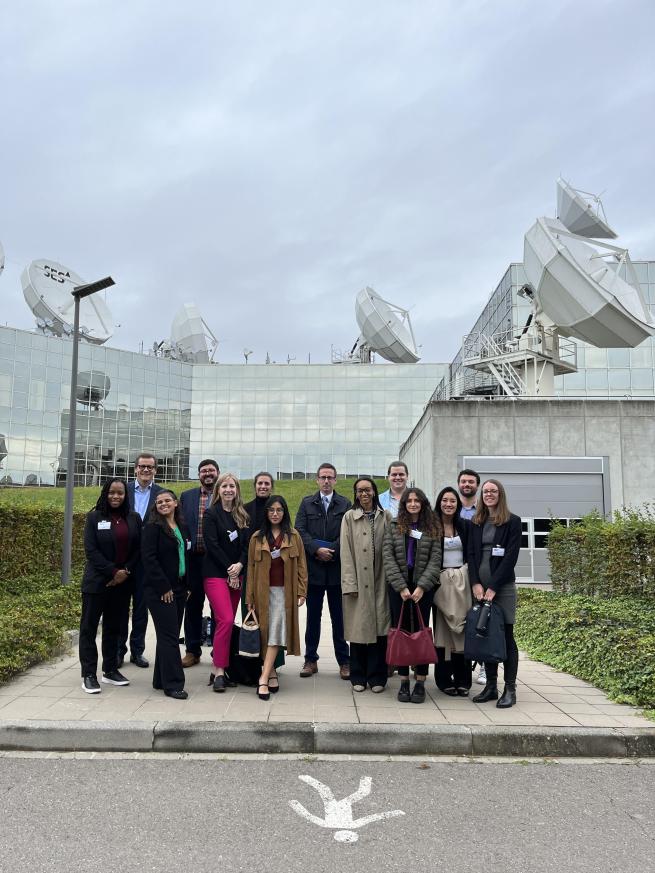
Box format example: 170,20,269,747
0,574,81,682
548,506,655,597
516,589,655,711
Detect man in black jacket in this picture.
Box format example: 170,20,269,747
295,463,351,679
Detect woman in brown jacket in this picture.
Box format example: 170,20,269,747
246,495,308,700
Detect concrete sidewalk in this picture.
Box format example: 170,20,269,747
1,612,653,756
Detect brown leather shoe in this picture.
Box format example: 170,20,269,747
181,653,200,668
299,660,318,678
339,664,350,680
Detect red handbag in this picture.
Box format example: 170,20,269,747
386,600,437,667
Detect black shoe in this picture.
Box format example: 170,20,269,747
472,683,498,703
165,689,188,700
257,683,270,701
497,683,517,708
440,686,458,696
212,674,226,693
397,680,411,703
456,687,470,697
410,680,426,703
81,675,101,694
130,654,149,668
223,674,237,688
101,670,130,686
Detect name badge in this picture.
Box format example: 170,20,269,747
270,548,281,559
492,546,505,557
186,540,192,551
228,530,238,542
97,521,111,530
410,529,422,540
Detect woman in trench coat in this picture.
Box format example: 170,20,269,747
340,477,391,693
246,495,308,700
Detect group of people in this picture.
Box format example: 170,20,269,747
79,455,522,708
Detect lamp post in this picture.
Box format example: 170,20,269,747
61,276,115,584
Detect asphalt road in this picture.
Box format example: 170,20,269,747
1,757,653,872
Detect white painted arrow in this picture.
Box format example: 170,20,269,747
289,775,405,842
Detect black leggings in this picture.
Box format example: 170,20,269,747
484,623,519,684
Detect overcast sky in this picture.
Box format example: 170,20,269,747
1,1,654,364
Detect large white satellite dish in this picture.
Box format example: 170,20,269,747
524,217,654,348
21,259,113,344
170,303,218,363
556,177,617,239
355,287,420,364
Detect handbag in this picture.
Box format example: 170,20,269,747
386,600,437,667
238,608,261,658
463,601,507,664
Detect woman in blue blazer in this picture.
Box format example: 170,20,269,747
79,478,142,693
143,489,191,699
467,479,522,708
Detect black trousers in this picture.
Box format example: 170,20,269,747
484,623,519,685
79,586,130,676
118,560,149,658
183,551,206,656
435,649,472,691
349,638,388,687
304,584,349,666
146,588,186,693
388,585,433,677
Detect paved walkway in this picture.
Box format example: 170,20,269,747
0,613,651,732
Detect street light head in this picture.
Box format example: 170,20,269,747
73,276,115,299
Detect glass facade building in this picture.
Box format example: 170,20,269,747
437,260,655,399
0,324,447,485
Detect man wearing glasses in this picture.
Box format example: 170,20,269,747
117,452,163,668
295,463,351,679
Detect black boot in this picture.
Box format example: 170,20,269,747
472,682,498,703
397,680,411,703
496,682,516,708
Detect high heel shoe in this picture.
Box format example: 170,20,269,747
268,672,280,693
257,683,270,701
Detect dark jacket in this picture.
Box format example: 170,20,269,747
202,503,249,578
383,518,442,594
245,496,268,542
295,491,352,587
127,480,163,520
81,510,142,594
142,521,191,596
180,486,212,551
467,513,522,592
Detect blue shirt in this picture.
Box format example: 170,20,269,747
133,482,153,520
379,490,400,518
459,504,476,521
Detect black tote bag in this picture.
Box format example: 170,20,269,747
464,602,507,664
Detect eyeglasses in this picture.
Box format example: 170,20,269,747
356,488,373,494
137,464,155,471
482,489,499,495
318,475,336,481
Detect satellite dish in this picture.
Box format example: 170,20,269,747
523,217,654,348
355,287,420,364
0,241,4,278
556,178,617,239
21,259,114,344
170,303,218,363
76,371,111,408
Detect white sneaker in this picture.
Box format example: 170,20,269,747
476,666,487,685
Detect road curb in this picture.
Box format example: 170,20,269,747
1,719,654,756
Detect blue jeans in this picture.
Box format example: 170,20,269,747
304,584,349,666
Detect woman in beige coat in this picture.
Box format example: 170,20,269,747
246,495,307,700
341,478,391,693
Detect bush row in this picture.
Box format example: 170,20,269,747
0,574,81,683
548,506,655,597
515,589,655,712
0,507,86,581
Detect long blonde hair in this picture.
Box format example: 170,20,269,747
210,472,250,529
472,479,511,526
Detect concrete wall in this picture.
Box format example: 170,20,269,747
399,399,655,511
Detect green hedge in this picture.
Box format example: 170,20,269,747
0,573,81,682
516,589,655,712
548,507,655,597
0,506,87,581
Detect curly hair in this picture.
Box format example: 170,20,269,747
397,488,441,538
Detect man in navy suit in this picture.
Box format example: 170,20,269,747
117,452,162,667
179,458,220,667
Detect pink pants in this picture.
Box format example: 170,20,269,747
204,577,242,669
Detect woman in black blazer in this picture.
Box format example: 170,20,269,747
433,487,473,696
79,478,142,693
467,479,522,708
143,489,191,699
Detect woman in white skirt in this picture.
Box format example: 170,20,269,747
246,496,307,700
